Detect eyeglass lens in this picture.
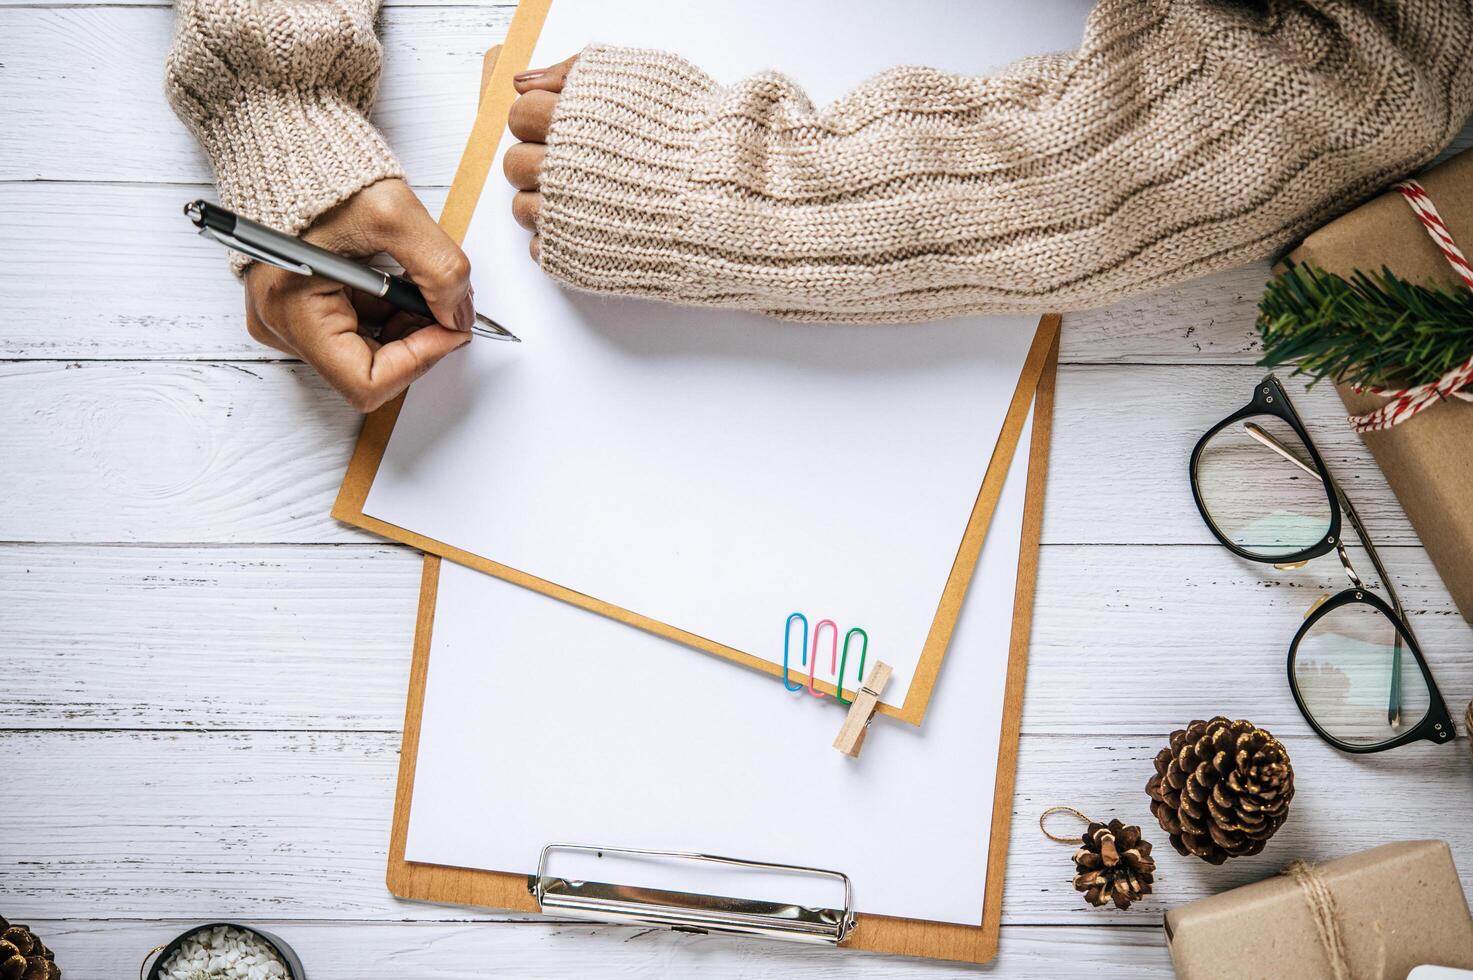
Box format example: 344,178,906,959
1195,415,1331,559
1293,599,1429,747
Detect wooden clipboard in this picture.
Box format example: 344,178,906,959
388,332,1056,967
385,42,1056,939
332,0,1061,727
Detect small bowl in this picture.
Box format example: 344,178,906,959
142,923,305,980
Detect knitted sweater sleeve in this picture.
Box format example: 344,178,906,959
165,0,404,275
537,0,1473,322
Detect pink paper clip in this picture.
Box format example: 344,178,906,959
808,619,838,698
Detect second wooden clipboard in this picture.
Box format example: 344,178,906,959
387,341,1058,967
332,0,1061,727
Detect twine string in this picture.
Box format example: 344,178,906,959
1284,860,1352,980
1039,805,1092,843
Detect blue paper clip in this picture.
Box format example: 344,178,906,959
782,612,808,692
835,627,869,705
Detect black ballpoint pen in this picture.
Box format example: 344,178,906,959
183,200,520,343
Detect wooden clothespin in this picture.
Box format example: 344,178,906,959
832,661,892,758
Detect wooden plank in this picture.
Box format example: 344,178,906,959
0,729,1467,925
0,544,421,730
0,361,371,544
0,6,511,183
1007,732,1473,925
1042,362,1421,546
0,361,1425,545
21,920,1174,979
0,183,449,362
3,542,1465,734
1024,541,1472,735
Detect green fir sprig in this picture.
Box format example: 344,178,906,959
1256,261,1473,389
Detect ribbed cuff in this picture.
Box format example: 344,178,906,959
193,84,404,277
537,45,721,300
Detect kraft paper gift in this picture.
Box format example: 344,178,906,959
1165,840,1473,980
1287,149,1473,624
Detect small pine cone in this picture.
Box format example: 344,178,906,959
1072,819,1155,910
1,950,25,980
0,921,58,980
1145,717,1293,865
0,931,28,960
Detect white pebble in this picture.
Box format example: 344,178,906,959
157,925,292,980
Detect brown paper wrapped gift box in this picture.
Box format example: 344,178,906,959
1165,841,1473,979
1286,150,1473,624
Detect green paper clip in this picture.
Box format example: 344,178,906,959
835,627,869,705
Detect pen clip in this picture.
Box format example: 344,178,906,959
197,226,312,276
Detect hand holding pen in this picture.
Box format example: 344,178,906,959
187,179,516,413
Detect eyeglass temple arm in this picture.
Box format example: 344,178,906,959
1326,470,1412,729
1243,422,1410,728
1241,423,1410,622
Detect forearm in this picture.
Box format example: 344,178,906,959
538,1,1473,321
164,0,404,275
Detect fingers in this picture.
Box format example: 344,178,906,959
254,263,471,413
246,316,297,356
376,309,434,344
243,266,300,357
371,194,475,333
280,284,470,412
508,90,558,142
504,142,546,191
347,289,401,325
508,56,573,256
244,180,476,412
512,54,577,94
306,179,475,334
511,191,542,231
333,326,472,413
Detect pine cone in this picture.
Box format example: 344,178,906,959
1072,819,1155,910
1145,717,1293,865
0,918,59,980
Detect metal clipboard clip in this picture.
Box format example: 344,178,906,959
529,843,855,946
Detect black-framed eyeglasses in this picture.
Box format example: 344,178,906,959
1189,374,1455,754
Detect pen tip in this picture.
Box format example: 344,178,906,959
472,312,522,343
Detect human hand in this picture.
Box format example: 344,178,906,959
243,178,474,412
504,56,579,261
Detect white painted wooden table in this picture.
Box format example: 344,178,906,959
3,3,1472,977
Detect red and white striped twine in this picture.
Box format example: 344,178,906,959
1395,180,1473,289
1348,179,1473,432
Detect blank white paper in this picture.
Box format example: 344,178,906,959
404,410,1034,927
365,0,1091,707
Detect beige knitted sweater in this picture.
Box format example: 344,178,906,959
168,0,1473,318
165,0,403,276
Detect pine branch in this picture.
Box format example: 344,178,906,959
1256,262,1473,389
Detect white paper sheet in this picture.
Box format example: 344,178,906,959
365,0,1090,707
405,410,1033,927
